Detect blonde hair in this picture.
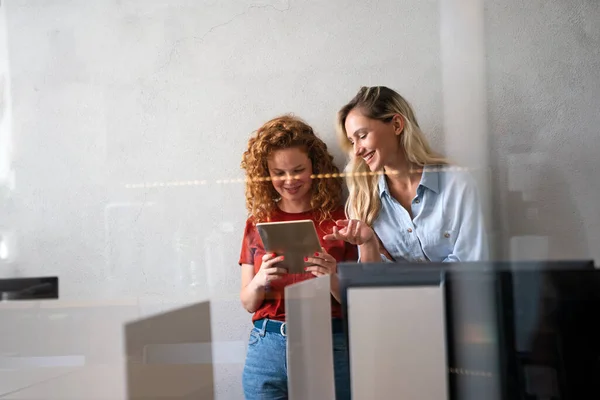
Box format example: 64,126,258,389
241,114,343,224
336,86,448,225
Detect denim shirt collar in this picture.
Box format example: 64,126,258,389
378,166,441,198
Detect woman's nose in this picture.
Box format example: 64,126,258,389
353,142,363,156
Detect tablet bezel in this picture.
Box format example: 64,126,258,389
256,219,322,274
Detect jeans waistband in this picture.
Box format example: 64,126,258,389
254,318,344,337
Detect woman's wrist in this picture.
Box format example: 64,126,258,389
248,276,266,292
329,273,341,303
359,235,379,251
358,236,382,262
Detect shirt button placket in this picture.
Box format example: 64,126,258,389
411,197,421,220
406,225,421,259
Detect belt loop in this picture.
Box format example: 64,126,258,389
259,318,268,336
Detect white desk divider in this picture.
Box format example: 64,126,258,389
285,275,335,400
347,285,449,400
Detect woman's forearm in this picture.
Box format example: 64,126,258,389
358,237,382,263
240,278,266,313
330,274,342,303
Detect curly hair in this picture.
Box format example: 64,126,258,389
241,114,343,224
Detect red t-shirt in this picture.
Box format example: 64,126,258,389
238,207,358,322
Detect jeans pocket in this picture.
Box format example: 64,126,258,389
248,328,260,347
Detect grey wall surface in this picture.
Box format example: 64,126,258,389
0,0,598,398
0,1,443,398
485,0,600,262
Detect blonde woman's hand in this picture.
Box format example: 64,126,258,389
323,219,376,246
304,248,337,277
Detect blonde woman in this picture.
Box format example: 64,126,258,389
324,86,488,263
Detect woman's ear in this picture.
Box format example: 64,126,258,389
392,114,405,135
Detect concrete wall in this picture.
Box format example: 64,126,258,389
0,0,598,398
486,0,600,261
0,0,443,398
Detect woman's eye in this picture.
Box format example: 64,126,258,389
295,169,305,173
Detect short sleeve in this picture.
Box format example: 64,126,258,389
239,218,259,266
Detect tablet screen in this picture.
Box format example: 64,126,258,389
256,220,322,274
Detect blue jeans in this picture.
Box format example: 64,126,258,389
242,319,351,400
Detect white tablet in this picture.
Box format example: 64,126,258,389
256,220,322,274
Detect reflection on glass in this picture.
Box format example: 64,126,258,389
0,15,13,196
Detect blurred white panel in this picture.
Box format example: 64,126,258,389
0,367,79,398
347,286,448,400
125,300,214,400
1,364,127,400
285,275,335,400
143,341,246,365
440,0,492,251
440,0,488,168
0,355,84,368
0,298,138,399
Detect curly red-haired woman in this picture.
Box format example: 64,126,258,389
239,115,356,399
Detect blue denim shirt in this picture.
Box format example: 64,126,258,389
365,166,488,263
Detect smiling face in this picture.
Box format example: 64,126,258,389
267,147,313,211
344,108,404,171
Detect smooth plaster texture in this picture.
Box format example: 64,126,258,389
0,1,443,398
0,0,598,398
486,0,600,262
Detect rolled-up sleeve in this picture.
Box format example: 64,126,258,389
442,178,489,262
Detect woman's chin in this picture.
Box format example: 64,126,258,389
279,192,312,208
365,162,382,173
359,157,380,172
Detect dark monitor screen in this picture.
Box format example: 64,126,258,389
338,260,598,400
0,276,59,300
